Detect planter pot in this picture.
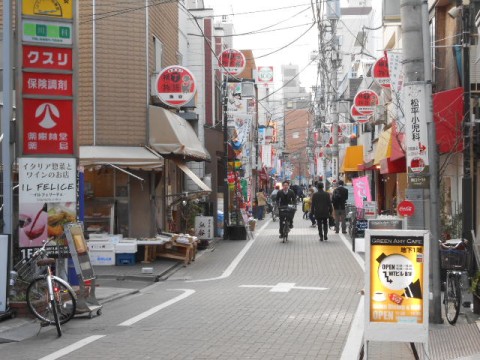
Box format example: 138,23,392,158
8,299,47,318
474,293,480,315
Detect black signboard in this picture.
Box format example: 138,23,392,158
368,219,404,230
356,219,369,237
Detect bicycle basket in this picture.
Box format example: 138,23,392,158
279,206,296,216
13,257,44,283
440,249,468,270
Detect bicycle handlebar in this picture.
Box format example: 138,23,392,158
438,239,468,250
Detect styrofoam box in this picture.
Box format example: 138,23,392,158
114,242,137,254
355,238,365,253
88,242,115,266
88,233,111,241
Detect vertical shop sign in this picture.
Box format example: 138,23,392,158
23,98,74,154
364,230,429,348
195,216,214,240
404,84,429,189
373,56,391,88
19,157,76,248
256,66,274,85
22,0,74,19
352,176,372,208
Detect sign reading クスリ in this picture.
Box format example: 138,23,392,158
155,65,197,108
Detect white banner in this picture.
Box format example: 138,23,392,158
387,51,405,128
261,144,272,168
332,157,338,180
404,84,429,188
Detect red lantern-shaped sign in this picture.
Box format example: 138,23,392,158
155,65,196,108
219,49,246,76
353,89,379,115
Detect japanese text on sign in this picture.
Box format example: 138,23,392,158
19,158,76,203
23,46,72,70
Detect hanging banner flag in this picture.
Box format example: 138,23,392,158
258,127,266,145
155,65,196,108
387,51,405,127
373,55,391,88
219,49,246,76
405,84,429,189
352,176,372,208
354,89,379,115
261,144,272,168
229,113,253,146
351,105,371,124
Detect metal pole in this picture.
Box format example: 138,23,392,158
422,0,442,324
461,2,474,250
223,76,229,239
2,0,13,238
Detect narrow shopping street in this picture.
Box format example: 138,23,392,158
1,212,365,359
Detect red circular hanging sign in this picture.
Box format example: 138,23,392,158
350,105,371,124
219,49,246,76
373,56,391,88
155,65,196,108
397,200,415,217
353,89,379,115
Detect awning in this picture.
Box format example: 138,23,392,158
79,146,164,170
379,157,406,174
149,106,211,161
358,159,376,171
390,121,405,161
341,145,364,172
373,128,392,165
173,159,211,192
433,87,464,153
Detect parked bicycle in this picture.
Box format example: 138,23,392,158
439,239,469,325
13,238,77,337
279,205,296,243
271,201,278,222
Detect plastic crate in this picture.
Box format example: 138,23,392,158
116,253,136,266
440,249,467,270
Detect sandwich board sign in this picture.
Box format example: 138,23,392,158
364,229,429,357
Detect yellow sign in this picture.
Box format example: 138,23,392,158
369,235,425,324
23,0,73,19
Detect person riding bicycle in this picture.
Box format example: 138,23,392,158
276,181,296,238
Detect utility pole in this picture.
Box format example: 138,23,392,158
401,0,442,323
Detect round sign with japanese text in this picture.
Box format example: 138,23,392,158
354,89,379,115
373,56,391,88
398,200,415,217
155,65,196,108
257,66,274,84
219,49,246,76
350,105,371,123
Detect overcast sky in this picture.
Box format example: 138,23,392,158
205,0,318,92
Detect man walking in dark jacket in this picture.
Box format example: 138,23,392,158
332,180,349,234
310,182,333,241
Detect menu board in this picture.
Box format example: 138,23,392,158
364,230,429,346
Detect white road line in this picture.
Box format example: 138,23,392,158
338,232,365,359
118,289,195,327
186,219,271,283
340,296,365,360
239,283,328,292
339,233,365,271
38,335,105,360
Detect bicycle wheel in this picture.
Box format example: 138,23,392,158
27,277,76,325
444,273,461,325
282,220,289,243
51,298,62,337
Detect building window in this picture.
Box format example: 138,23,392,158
154,36,163,73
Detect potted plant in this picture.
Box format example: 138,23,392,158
470,271,480,314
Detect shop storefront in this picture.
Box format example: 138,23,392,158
79,146,164,239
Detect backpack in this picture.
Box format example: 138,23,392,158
332,188,342,207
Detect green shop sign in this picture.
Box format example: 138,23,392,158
22,19,72,45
